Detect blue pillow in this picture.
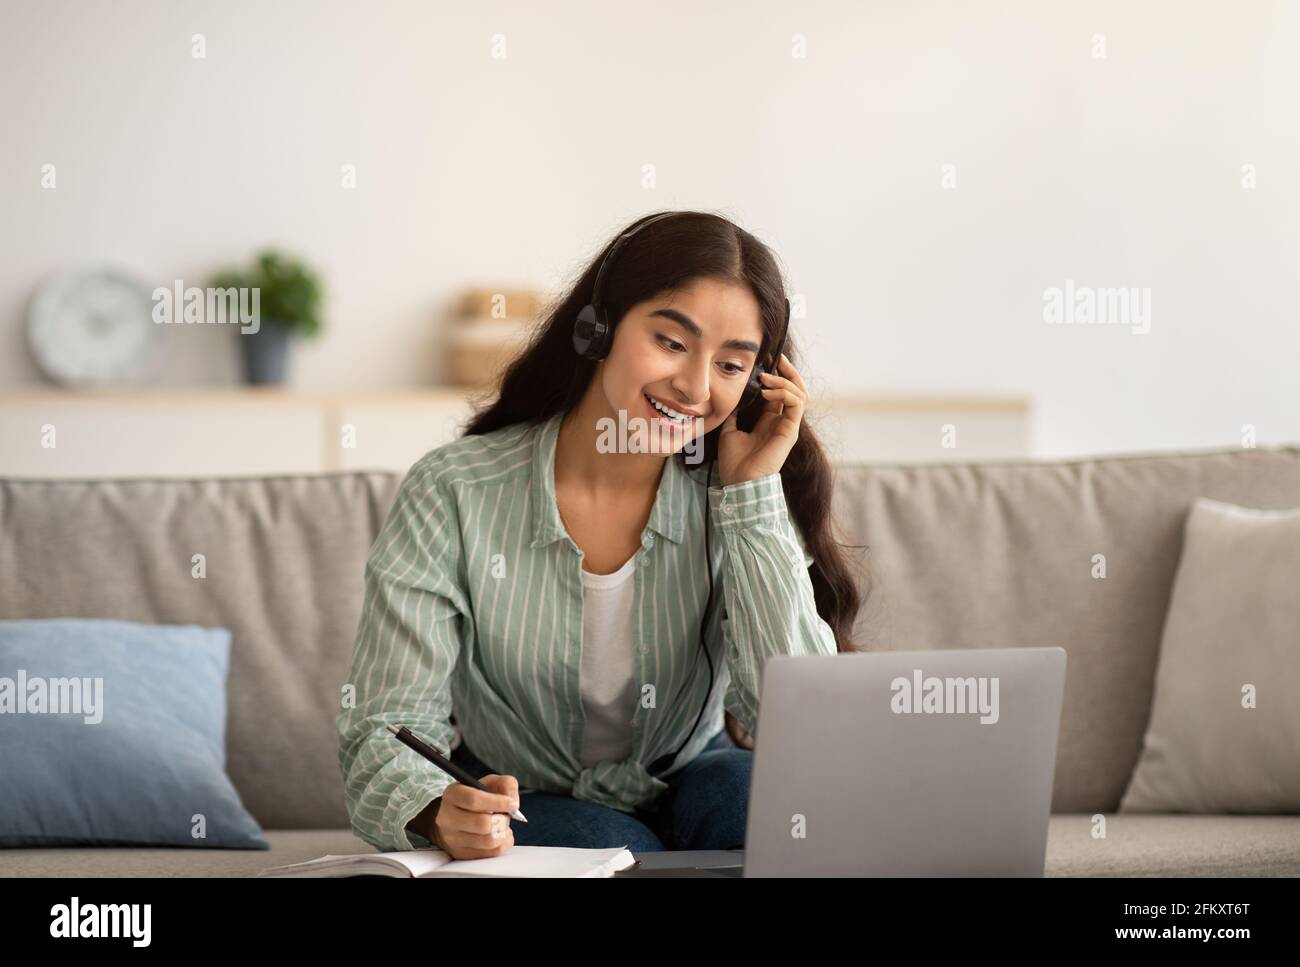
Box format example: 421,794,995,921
0,618,267,849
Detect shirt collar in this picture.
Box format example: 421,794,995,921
529,409,689,548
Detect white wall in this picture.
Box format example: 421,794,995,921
2,0,1297,459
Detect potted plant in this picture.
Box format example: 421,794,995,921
211,250,323,385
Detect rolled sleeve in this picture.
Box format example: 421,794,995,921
708,472,837,734
389,773,449,851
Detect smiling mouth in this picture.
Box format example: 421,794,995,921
643,394,699,426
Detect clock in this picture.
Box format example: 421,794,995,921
27,266,161,386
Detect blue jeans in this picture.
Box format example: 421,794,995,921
449,730,752,851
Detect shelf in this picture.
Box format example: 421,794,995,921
0,387,1032,477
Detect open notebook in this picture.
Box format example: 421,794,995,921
256,846,638,878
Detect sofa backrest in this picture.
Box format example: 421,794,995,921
832,445,1300,812
3,444,1298,827
0,471,400,830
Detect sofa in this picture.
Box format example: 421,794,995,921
2,441,1298,877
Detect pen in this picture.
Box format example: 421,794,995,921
386,724,528,823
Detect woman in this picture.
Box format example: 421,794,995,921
338,210,865,858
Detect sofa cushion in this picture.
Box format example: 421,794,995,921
1043,814,1300,876
832,444,1300,813
0,472,400,830
1120,498,1300,812
0,828,375,877
1,817,1297,876
0,617,266,849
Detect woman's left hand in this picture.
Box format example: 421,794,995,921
724,711,756,750
717,353,809,486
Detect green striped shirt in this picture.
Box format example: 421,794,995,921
337,409,837,851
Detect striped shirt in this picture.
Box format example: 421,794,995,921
337,408,837,852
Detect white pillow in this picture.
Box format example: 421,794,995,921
1120,497,1300,813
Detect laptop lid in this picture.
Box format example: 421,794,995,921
743,647,1066,877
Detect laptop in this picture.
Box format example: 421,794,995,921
617,647,1066,877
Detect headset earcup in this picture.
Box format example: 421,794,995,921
732,363,768,433
573,303,611,360
743,363,759,405
740,363,765,410
572,303,597,357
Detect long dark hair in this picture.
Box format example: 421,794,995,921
461,210,866,652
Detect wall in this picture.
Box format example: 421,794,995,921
2,0,1297,458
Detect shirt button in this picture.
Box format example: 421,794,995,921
639,644,649,655
720,502,734,517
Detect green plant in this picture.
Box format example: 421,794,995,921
210,249,324,337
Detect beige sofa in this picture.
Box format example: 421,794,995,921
2,442,1298,877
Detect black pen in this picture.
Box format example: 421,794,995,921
386,724,528,823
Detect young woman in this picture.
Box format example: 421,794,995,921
338,210,865,859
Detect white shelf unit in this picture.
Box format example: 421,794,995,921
0,388,1031,478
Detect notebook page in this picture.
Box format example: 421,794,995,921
377,850,454,877
256,851,451,877
427,845,636,878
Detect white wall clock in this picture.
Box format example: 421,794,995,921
27,266,161,386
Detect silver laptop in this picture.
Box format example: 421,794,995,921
621,647,1065,877
745,646,1066,876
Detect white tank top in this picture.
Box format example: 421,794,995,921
578,552,639,768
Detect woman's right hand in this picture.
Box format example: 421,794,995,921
432,774,520,859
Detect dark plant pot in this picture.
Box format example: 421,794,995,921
239,323,292,385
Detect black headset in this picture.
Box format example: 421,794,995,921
569,211,791,777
